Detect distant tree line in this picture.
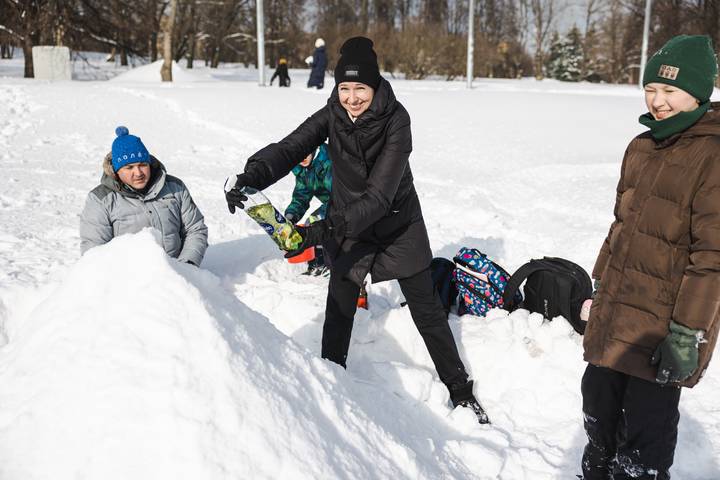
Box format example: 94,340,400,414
547,0,720,84
0,0,719,84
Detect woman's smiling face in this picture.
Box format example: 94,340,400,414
338,82,374,119
644,83,700,120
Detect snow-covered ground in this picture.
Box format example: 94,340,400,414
0,56,718,479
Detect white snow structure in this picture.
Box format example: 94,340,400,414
31,46,72,81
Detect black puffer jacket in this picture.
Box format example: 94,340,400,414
244,78,432,284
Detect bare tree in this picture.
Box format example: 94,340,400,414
528,0,560,80
185,0,199,68
161,0,177,81
200,0,250,68
580,0,607,79
1,0,44,77
143,0,169,62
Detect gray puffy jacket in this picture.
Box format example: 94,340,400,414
80,154,208,265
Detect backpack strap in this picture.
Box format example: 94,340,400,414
502,261,548,310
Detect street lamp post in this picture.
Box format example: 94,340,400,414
467,0,475,88
639,0,652,88
257,0,266,86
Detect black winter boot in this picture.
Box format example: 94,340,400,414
303,257,319,276
449,380,490,424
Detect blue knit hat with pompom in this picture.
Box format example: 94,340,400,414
111,126,150,172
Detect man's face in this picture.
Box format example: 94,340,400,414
644,82,700,120
117,163,151,190
338,82,374,119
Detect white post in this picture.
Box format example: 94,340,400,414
639,0,652,88
256,0,265,86
467,0,475,88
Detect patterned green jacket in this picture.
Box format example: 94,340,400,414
285,143,331,221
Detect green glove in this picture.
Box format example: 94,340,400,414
651,320,703,384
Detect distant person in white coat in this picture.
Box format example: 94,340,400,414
307,38,327,89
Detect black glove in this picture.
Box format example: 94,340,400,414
225,174,252,214
284,220,333,258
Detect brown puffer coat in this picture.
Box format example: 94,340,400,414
584,104,720,387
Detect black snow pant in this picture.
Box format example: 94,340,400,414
581,363,681,480
321,267,469,387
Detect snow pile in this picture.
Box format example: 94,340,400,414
0,229,588,480
110,60,215,83
0,228,600,479
0,231,440,479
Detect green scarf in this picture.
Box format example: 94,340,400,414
639,101,709,141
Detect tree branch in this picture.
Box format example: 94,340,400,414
0,24,24,41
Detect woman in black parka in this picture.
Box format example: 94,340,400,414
226,37,488,423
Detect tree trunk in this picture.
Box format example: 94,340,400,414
121,47,128,66
21,6,38,79
186,1,196,69
534,50,544,80
360,0,369,33
150,32,158,62
187,35,196,69
23,37,34,78
161,0,178,82
211,46,220,68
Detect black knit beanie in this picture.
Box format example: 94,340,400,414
334,37,381,90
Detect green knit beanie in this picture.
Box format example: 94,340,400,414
643,35,718,102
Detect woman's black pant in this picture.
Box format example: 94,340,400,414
321,267,469,387
581,363,681,480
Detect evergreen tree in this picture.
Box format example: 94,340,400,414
546,31,563,79
548,26,584,82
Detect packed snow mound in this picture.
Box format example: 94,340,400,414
0,231,444,479
110,59,215,83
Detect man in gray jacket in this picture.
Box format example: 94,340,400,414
80,126,208,266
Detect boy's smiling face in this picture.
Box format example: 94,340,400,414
644,83,700,120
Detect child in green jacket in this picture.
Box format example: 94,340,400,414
285,143,331,275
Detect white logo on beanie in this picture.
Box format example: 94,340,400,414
345,64,359,77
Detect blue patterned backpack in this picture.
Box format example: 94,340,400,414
452,248,523,317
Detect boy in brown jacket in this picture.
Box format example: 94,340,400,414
581,35,720,480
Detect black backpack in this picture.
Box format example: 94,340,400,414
430,257,458,317
502,257,593,334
